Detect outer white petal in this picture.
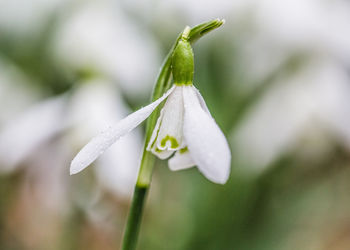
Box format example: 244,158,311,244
70,85,175,175
193,86,211,116
182,86,231,184
168,149,195,171
69,79,143,198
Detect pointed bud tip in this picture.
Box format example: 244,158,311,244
182,26,191,40
215,18,225,25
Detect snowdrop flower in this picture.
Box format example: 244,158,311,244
71,28,231,184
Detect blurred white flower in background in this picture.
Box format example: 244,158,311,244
237,0,350,82
158,0,235,22
0,0,68,38
21,139,71,212
0,75,142,247
0,94,68,173
0,63,38,124
0,56,71,247
232,57,350,172
3,140,71,249
0,6,155,232
53,0,160,98
254,0,350,62
0,77,142,198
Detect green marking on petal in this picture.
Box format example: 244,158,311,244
160,135,179,149
155,147,163,153
179,147,188,154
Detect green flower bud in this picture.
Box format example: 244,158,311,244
172,27,194,86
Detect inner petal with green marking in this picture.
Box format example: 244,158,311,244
154,86,185,151
146,85,186,160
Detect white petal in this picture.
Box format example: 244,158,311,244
168,148,195,171
182,86,231,184
146,107,174,159
70,85,175,175
151,148,174,160
155,86,185,150
146,105,165,151
147,86,184,160
68,79,143,197
193,86,212,116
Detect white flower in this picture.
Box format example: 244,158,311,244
70,84,231,184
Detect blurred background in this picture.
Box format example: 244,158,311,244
1,0,350,249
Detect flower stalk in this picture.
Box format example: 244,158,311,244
121,19,225,250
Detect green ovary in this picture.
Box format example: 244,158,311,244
174,82,193,86
160,135,179,149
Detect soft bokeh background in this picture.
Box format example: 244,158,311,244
1,0,350,249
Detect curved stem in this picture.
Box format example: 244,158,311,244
120,19,224,250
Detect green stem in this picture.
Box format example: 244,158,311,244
120,19,224,250
121,185,147,250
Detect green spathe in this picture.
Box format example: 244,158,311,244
172,29,194,86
